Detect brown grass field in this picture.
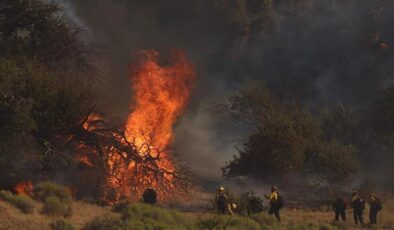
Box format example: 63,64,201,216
1,198,393,230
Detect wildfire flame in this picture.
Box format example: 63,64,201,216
126,50,195,164
16,50,196,203
15,181,33,195
105,50,196,201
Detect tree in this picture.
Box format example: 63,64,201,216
0,57,89,189
219,83,357,184
367,86,394,151
0,0,94,73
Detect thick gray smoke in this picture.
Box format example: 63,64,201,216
58,0,394,182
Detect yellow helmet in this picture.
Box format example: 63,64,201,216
271,185,277,192
231,203,237,210
218,186,225,192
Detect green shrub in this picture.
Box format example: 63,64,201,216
288,221,318,230
250,213,282,230
196,215,261,230
0,190,14,200
288,221,336,230
11,194,35,214
112,200,131,213
33,182,72,203
318,223,335,230
330,221,349,230
196,216,222,230
42,196,72,217
82,214,125,230
122,203,194,230
50,219,75,230
0,190,35,214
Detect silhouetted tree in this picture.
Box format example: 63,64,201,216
219,83,357,184
0,0,94,72
0,57,89,189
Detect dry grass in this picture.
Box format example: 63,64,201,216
68,201,118,229
1,197,393,230
280,206,394,229
0,200,115,230
0,200,49,230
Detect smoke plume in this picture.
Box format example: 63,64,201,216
58,0,394,182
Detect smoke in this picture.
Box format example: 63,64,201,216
57,0,394,183
55,0,87,29
173,109,240,179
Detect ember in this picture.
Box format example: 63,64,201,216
15,181,33,195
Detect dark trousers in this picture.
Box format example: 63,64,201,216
353,209,363,225
369,208,378,224
335,211,346,221
268,206,281,221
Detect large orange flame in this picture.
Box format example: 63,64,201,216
15,51,195,203
105,50,196,201
126,50,195,162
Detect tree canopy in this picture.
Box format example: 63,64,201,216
0,0,93,191
0,57,89,188
0,0,94,72
220,84,358,184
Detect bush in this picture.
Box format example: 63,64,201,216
42,196,72,217
196,215,261,230
10,194,36,214
331,221,351,230
33,182,72,203
288,221,335,230
50,219,75,230
121,203,194,230
82,214,125,230
112,200,131,213
250,213,281,230
0,190,13,201
0,190,35,214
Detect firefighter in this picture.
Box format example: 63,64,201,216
369,194,382,224
333,197,347,221
264,185,281,221
215,186,228,214
351,190,365,226
142,188,157,204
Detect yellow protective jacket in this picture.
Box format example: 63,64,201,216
265,191,278,205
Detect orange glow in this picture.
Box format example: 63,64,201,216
16,51,195,203
126,50,195,160
104,50,196,202
15,181,33,195
79,155,94,167
83,113,103,131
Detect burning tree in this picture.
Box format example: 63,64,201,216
68,50,196,203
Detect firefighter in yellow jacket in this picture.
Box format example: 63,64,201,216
369,194,382,224
215,186,236,215
265,185,281,221
215,186,228,214
351,189,365,226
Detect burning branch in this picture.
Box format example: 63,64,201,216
66,50,196,204
67,112,193,203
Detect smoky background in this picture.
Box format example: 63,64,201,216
56,0,394,191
